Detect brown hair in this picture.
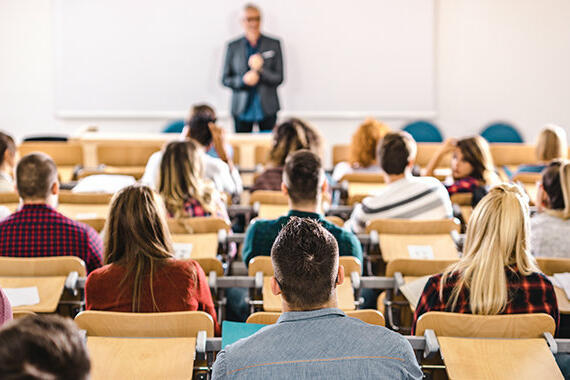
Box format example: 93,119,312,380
378,131,417,175
104,184,194,312
16,153,58,200
456,136,497,184
159,140,219,218
0,132,16,167
536,125,567,162
271,217,339,309
349,118,390,168
0,315,90,379
269,118,323,167
283,150,324,204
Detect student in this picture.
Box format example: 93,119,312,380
159,140,229,222
212,217,422,379
0,131,17,192
0,315,91,379
0,287,11,327
513,125,567,176
345,131,453,234
412,184,559,334
85,184,220,334
142,110,242,196
423,136,500,196
251,118,323,192
0,153,103,273
331,118,390,182
531,160,570,258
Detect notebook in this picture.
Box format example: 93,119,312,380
221,321,267,349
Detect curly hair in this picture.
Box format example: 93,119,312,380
349,118,390,168
268,118,323,167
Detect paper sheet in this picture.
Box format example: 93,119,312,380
4,286,40,307
399,276,431,310
553,273,570,300
173,243,193,260
407,245,434,259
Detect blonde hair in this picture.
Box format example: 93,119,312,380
349,118,390,168
536,125,567,162
269,118,323,167
104,185,193,312
441,183,539,315
159,140,220,218
456,136,500,185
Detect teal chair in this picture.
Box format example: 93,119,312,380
402,120,443,142
162,119,185,133
480,122,523,143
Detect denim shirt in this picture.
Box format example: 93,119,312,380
212,308,423,379
239,39,264,122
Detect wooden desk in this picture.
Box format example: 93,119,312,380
58,166,76,183
258,204,289,220
554,286,570,315
58,204,110,220
348,183,385,198
262,277,355,312
87,336,195,380
171,233,219,259
379,234,459,262
0,276,66,313
438,336,563,380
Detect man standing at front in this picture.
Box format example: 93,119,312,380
222,4,284,133
212,218,423,379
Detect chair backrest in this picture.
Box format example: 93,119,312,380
415,143,451,167
402,121,443,143
536,257,570,276
248,256,361,277
254,146,271,166
512,172,542,184
97,143,164,167
58,191,113,204
339,172,384,184
332,144,350,166
77,217,106,232
194,257,224,277
162,119,185,134
480,122,524,143
415,312,555,338
74,310,214,337
247,309,385,326
366,218,460,234
324,215,344,228
490,143,536,166
167,217,230,234
385,258,459,277
249,190,288,205
0,256,87,277
0,192,19,204
12,310,36,320
19,141,84,166
450,192,472,206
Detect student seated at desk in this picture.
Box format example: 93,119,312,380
213,218,422,379
0,153,103,273
532,160,570,258
345,131,452,234
159,140,229,222
0,287,11,327
423,136,500,199
85,185,220,334
331,118,390,183
412,184,559,334
251,118,322,192
0,315,91,379
512,125,567,177
0,131,17,193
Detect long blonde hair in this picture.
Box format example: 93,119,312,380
159,140,219,218
536,124,568,162
441,183,539,315
104,185,193,312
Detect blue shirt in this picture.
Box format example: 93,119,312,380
212,308,423,379
239,40,264,122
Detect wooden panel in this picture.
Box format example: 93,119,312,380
332,144,350,166
249,256,361,277
194,258,223,277
258,204,289,220
339,172,384,183
438,337,563,380
367,218,460,234
385,258,458,277
167,217,230,234
87,337,195,380
554,286,570,315
247,309,385,326
249,190,288,205
19,141,83,166
97,144,164,167
416,143,451,167
536,257,570,276
171,233,218,259
58,191,113,204
0,276,66,313
58,204,110,219
490,143,536,166
379,234,459,262
0,256,86,277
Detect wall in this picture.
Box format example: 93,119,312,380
1,0,569,166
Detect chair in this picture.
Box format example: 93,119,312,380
249,190,289,219
536,257,570,276
58,191,113,204
56,191,112,221
12,310,36,319
332,144,350,166
0,256,86,277
162,119,185,133
19,141,84,183
78,218,106,233
254,145,271,166
325,215,344,227
339,172,385,205
246,309,385,326
167,217,230,261
402,121,443,143
489,143,536,167
415,143,451,168
480,122,524,143
450,192,473,224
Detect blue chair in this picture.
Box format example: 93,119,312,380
402,120,443,143
162,119,185,134
480,122,523,143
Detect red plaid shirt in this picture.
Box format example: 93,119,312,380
445,176,480,196
412,267,559,335
0,204,103,274
168,197,230,223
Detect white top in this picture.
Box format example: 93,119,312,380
345,174,453,234
531,212,570,258
140,150,243,195
331,162,382,183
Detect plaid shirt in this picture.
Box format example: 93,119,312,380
0,204,103,274
445,176,480,196
167,197,230,223
412,268,559,335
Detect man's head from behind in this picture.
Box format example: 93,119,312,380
16,153,58,203
0,314,90,380
282,150,325,207
271,217,343,311
378,131,417,176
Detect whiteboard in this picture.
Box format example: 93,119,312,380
54,0,435,118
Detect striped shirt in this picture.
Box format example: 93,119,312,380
345,175,453,234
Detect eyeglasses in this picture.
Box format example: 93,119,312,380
245,16,261,22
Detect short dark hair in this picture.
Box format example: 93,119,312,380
0,315,91,379
283,150,323,204
542,160,565,210
16,153,58,200
0,132,15,167
271,217,339,309
187,113,215,147
378,132,416,175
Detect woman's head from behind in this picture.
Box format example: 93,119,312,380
349,118,390,168
452,136,495,183
539,160,570,218
269,118,323,166
536,125,567,162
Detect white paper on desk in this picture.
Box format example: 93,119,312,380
399,276,431,310
3,287,40,307
553,273,570,300
75,213,98,220
173,243,193,260
407,245,434,259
